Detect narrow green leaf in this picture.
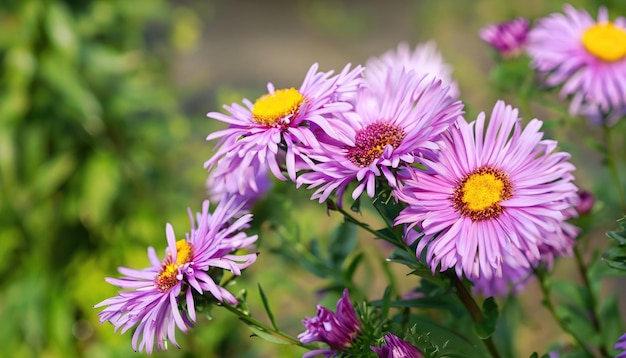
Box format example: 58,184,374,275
258,284,278,331
245,325,289,345
475,297,498,339
328,220,358,268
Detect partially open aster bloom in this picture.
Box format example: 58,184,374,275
394,101,579,281
616,333,626,358
298,289,362,357
371,333,424,358
206,158,272,211
526,5,626,116
205,63,363,185
95,199,258,354
297,68,463,206
365,41,460,99
479,17,530,59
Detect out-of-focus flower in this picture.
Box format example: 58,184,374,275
479,17,530,59
298,289,362,357
297,68,462,206
578,102,626,127
95,199,258,354
395,101,579,281
615,332,626,358
366,41,460,99
526,5,626,116
205,63,362,186
575,189,595,215
371,333,424,358
206,159,272,210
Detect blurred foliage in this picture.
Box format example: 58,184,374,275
0,0,210,356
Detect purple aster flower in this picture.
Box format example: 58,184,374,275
298,289,362,357
479,17,530,59
206,158,272,211
371,333,424,358
616,332,626,358
366,41,460,99
205,63,363,185
95,199,258,354
394,100,579,281
297,68,463,206
526,5,626,115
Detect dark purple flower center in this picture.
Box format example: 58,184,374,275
347,121,406,167
452,166,513,221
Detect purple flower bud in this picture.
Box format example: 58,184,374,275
371,333,424,358
480,17,530,59
576,190,595,215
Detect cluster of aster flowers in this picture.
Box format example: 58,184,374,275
96,2,626,357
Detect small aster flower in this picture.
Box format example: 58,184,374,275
526,5,626,115
366,41,460,99
206,158,272,210
615,332,626,358
205,63,363,185
298,289,362,357
479,17,530,59
371,333,424,358
297,68,463,206
95,199,258,354
394,100,579,281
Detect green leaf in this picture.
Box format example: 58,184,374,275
602,216,626,273
245,325,289,345
258,284,278,331
475,297,498,339
328,220,358,268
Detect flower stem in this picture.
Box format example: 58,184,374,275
602,123,626,213
534,268,595,356
221,303,314,348
573,246,609,357
450,276,501,358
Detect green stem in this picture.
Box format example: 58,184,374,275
451,276,501,358
221,303,314,348
602,123,626,213
534,269,595,356
573,246,609,357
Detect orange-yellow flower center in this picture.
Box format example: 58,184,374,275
347,121,406,168
452,167,513,221
155,239,194,293
251,88,305,127
581,22,626,62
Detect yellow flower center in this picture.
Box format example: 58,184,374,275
155,239,194,293
452,167,513,221
251,88,305,126
581,22,626,62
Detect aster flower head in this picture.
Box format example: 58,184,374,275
371,333,424,358
394,100,579,281
298,289,362,357
205,63,363,185
297,68,463,206
480,17,530,59
616,332,626,358
366,41,460,99
95,199,258,354
526,5,626,116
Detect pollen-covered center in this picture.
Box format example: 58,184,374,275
251,88,305,127
155,239,194,293
452,167,513,221
582,22,626,62
347,121,406,168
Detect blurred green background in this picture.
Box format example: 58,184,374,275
1,0,624,357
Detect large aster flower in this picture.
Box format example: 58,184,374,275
371,333,424,358
480,17,530,59
95,199,258,353
205,63,363,184
297,68,463,206
394,101,579,280
298,289,362,357
365,41,460,99
526,5,626,115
